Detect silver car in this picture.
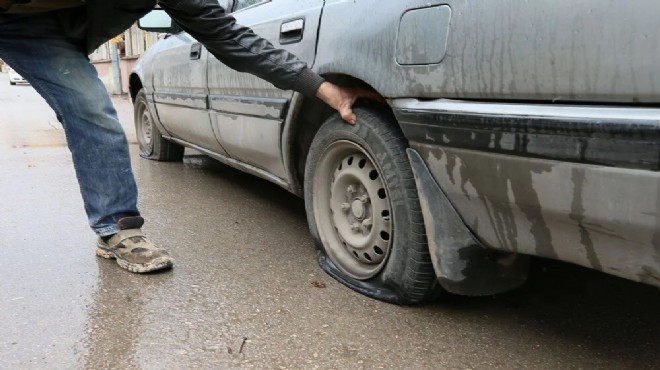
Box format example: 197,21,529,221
130,0,660,303
8,66,26,85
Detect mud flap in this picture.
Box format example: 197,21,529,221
407,148,529,296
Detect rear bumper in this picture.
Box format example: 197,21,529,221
394,98,660,288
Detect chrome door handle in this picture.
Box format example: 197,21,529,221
280,18,304,44
190,43,202,60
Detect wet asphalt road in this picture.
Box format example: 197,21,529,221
0,73,659,370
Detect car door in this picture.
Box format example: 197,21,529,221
151,1,231,155
152,34,225,153
207,0,323,179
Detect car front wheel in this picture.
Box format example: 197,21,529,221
304,107,438,304
134,89,184,161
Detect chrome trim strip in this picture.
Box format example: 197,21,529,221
208,95,288,120
392,98,660,123
154,92,207,109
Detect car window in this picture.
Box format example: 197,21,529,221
234,0,269,11
218,0,230,10
206,0,231,11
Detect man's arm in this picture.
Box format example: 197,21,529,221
157,0,375,124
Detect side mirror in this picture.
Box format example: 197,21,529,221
138,9,180,33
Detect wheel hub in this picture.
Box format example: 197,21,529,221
136,101,153,152
142,112,153,142
351,199,365,219
315,143,392,280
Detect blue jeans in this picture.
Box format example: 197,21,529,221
0,12,140,236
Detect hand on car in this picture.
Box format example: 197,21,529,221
316,82,384,125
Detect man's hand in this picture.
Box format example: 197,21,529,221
315,82,384,125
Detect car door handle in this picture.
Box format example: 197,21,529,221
190,43,202,60
280,18,304,45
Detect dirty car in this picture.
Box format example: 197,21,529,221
129,0,660,303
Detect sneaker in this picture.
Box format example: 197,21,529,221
96,216,173,273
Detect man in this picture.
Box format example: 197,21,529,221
0,0,375,273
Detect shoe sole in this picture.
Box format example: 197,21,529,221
96,245,173,273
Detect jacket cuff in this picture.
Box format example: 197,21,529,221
292,68,325,98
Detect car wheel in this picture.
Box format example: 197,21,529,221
304,107,438,304
134,89,184,161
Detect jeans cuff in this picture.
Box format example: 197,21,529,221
95,225,120,237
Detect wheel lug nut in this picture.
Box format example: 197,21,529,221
362,218,373,229
350,222,361,231
347,185,356,194
359,194,370,204
341,203,351,212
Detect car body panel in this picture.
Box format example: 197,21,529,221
316,0,660,103
395,98,660,287
207,0,324,179
419,145,660,286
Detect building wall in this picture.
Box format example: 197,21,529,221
91,57,140,95
90,24,160,95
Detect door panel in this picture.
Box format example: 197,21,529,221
207,0,324,178
152,33,227,154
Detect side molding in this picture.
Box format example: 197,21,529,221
407,148,529,295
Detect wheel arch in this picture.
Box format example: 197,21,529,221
283,74,394,196
129,72,144,103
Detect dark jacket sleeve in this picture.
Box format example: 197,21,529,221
157,0,325,98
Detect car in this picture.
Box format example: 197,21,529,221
130,0,660,304
7,66,27,86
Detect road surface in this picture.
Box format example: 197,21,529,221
0,73,659,369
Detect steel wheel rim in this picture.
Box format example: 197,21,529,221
136,100,153,153
314,140,392,280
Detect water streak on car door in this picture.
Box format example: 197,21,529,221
152,33,228,155
207,0,324,179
